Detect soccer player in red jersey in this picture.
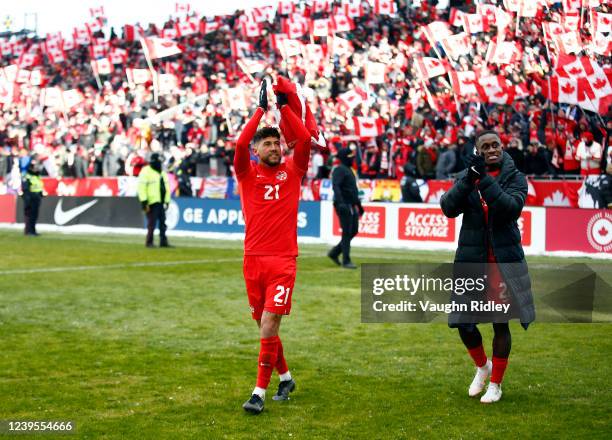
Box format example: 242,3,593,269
235,80,311,414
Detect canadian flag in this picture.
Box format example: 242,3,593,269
553,32,582,54
126,68,153,85
477,75,515,105
201,21,221,35
175,2,191,14
449,70,480,97
353,116,384,138
241,21,261,38
87,19,103,34
62,39,76,52
231,40,254,59
303,44,325,63
591,32,612,56
544,75,580,105
237,58,267,74
40,87,64,109
449,8,465,27
46,32,63,44
440,33,471,60
73,27,91,45
365,61,386,84
312,1,331,14
485,41,522,65
420,22,452,47
563,12,580,32
331,15,355,33
161,27,179,40
562,0,582,11
542,21,565,38
270,33,288,51
249,6,275,23
158,73,179,94
311,19,331,37
110,48,128,65
343,1,364,18
16,69,31,84
414,57,448,81
517,0,539,18
591,11,612,35
30,70,44,87
0,77,16,106
89,6,105,17
461,14,488,34
278,1,295,16
338,87,367,111
282,39,303,58
331,36,353,56
46,48,66,64
143,37,182,59
495,7,513,35
476,4,497,25
90,44,108,59
124,24,142,42
285,20,308,39
91,58,113,75
63,89,84,109
18,53,40,69
176,20,198,37
556,54,612,114
373,0,397,16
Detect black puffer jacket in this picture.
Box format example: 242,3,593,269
440,152,535,328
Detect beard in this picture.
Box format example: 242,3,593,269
260,154,281,167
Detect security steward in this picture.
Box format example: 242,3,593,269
22,159,44,236
327,148,364,269
138,153,172,248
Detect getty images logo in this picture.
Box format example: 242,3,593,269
53,199,98,226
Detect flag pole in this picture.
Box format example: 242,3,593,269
140,38,158,104
91,61,102,90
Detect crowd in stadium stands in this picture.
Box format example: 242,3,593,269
0,0,610,186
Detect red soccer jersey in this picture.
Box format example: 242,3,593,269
234,106,311,256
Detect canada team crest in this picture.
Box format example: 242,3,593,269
276,171,288,181
586,211,612,253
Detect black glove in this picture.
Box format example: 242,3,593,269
258,80,268,111
467,154,486,183
276,92,288,108
141,201,149,211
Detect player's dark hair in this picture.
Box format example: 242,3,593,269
474,130,500,143
253,126,280,145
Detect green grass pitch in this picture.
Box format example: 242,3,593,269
0,229,610,439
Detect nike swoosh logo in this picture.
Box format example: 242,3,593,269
54,199,98,226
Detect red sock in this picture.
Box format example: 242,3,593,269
491,356,508,384
467,345,488,368
276,337,289,375
256,336,279,389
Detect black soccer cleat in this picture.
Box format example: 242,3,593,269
273,379,296,401
342,262,357,269
242,394,264,414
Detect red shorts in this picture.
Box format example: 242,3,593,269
243,255,297,320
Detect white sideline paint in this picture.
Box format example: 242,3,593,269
1,222,610,260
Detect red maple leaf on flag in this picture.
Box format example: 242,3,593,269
462,79,476,85
568,67,582,75
429,60,440,67
494,91,506,98
561,83,575,94
598,225,608,237
593,78,607,90
554,28,562,34
361,122,374,129
603,17,610,25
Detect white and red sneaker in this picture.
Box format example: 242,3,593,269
480,382,503,403
469,360,492,397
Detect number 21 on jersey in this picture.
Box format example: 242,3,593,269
274,285,290,305
264,184,280,200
